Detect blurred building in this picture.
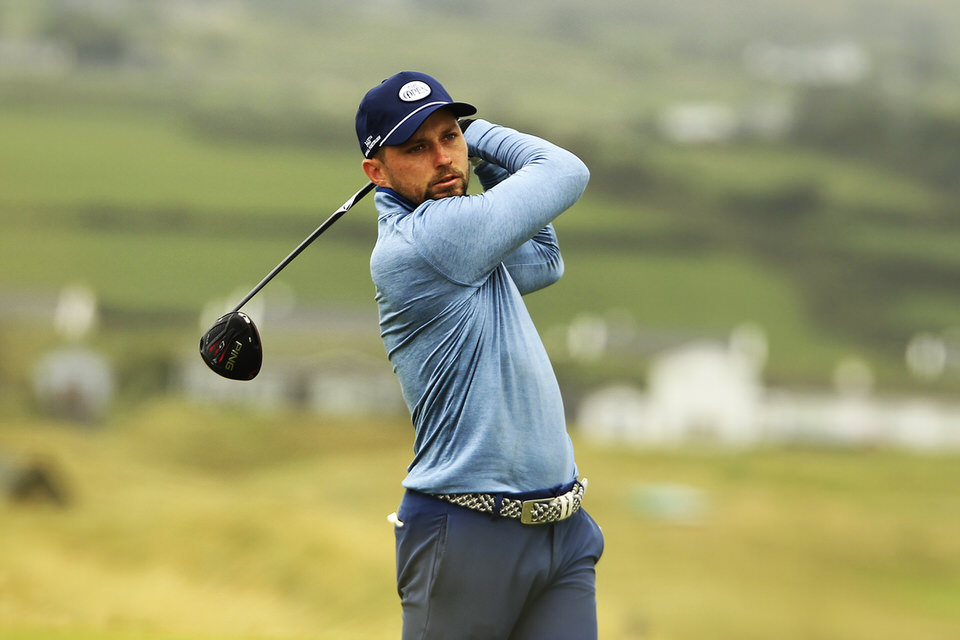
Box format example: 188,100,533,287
178,349,405,418
743,40,872,85
577,327,960,453
33,347,115,424
658,100,794,144
32,285,115,424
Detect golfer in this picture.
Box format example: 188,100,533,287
357,71,603,639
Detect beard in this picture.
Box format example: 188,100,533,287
423,168,469,202
375,154,472,206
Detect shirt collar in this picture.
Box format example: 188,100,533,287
376,186,417,210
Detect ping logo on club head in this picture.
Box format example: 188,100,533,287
398,81,431,102
224,340,243,371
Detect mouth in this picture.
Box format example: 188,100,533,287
433,174,462,189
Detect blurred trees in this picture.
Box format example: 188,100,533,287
41,9,129,65
791,86,960,191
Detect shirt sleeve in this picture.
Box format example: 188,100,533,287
407,120,589,287
503,224,564,295
473,149,564,294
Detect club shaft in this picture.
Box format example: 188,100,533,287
231,182,375,313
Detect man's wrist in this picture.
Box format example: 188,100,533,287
461,118,493,160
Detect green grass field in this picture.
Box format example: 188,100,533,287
0,104,360,214
2,400,959,640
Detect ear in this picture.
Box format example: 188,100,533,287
362,158,390,188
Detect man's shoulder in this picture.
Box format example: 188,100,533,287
370,216,433,283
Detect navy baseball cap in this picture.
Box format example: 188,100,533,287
356,71,477,158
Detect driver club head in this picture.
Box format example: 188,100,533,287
199,311,263,380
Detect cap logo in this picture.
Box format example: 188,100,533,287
364,134,382,153
398,81,432,102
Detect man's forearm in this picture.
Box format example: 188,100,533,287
413,120,588,286
503,225,564,295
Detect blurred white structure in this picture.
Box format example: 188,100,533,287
906,333,948,381
578,326,765,448
566,313,609,362
577,325,960,452
180,359,290,413
658,100,793,145
179,349,405,418
743,41,871,85
645,336,764,447
575,385,648,445
54,284,98,341
307,351,406,417
33,348,115,423
34,285,115,423
658,102,739,144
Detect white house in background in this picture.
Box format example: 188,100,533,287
759,392,960,452
578,379,960,452
574,385,648,445
54,284,99,342
743,41,871,85
658,102,739,144
307,351,405,417
645,339,764,447
178,349,405,418
578,328,766,448
179,357,290,412
33,347,114,423
886,399,960,452
657,100,794,145
576,326,960,452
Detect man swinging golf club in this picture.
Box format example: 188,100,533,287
358,71,603,639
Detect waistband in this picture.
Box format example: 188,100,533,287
427,478,587,525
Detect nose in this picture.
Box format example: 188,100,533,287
434,144,451,166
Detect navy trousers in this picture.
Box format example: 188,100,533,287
394,487,604,639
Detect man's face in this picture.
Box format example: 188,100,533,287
362,109,470,206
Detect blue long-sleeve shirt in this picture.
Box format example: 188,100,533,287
369,119,590,494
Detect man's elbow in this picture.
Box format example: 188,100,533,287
517,255,564,295
559,154,590,201
546,255,565,286
573,158,590,193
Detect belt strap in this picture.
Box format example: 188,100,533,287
433,479,587,525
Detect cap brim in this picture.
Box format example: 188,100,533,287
377,101,477,152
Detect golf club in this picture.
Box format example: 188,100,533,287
199,182,375,380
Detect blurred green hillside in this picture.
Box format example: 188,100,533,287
3,4,960,640
2,0,960,395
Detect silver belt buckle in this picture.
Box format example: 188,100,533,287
520,497,549,525
519,479,586,525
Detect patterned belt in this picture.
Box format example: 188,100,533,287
433,478,587,525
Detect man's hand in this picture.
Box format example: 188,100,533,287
459,119,481,167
